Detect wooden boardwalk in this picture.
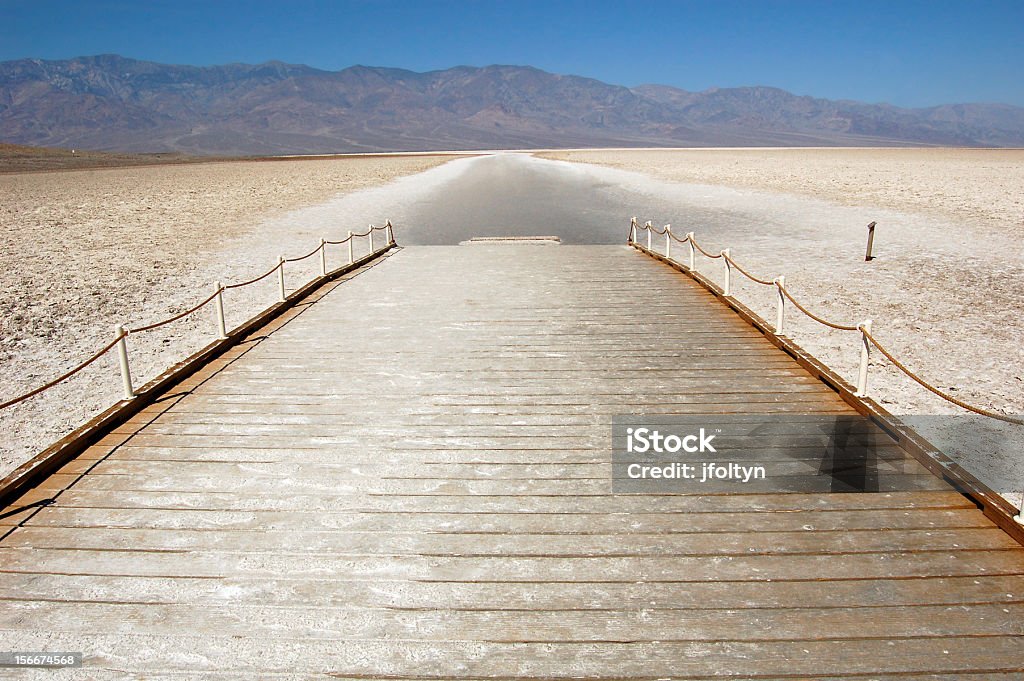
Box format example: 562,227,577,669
1,244,1022,678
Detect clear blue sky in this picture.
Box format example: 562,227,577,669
2,0,1022,107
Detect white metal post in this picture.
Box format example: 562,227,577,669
722,249,732,296
214,282,227,340
115,325,134,400
387,220,395,245
319,238,327,277
686,232,695,270
369,224,375,252
856,319,873,396
646,222,652,250
665,225,671,259
277,256,286,302
774,276,786,335
348,231,354,264
629,217,637,244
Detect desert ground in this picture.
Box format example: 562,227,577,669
0,155,454,476
540,148,1024,235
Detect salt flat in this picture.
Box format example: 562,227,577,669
542,147,1024,235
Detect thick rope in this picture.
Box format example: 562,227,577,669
776,282,860,331
667,229,691,244
129,288,222,333
223,261,282,290
0,332,126,410
284,243,323,263
690,236,723,259
724,254,775,286
863,329,1024,425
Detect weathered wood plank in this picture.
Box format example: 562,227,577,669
2,488,978,516
1,572,1020,610
7,525,1018,555
0,631,1020,677
24,471,954,494
2,547,1021,581
2,506,994,532
1,600,1020,641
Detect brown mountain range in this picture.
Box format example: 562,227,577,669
2,54,1023,154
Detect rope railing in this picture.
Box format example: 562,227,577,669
627,216,1022,427
776,281,859,332
283,243,324,264
723,252,775,287
223,261,282,290
1,221,396,411
863,329,1024,426
129,288,223,334
0,332,127,410
689,235,723,259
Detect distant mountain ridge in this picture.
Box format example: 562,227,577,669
2,54,1023,154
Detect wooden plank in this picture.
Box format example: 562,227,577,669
1,572,1020,610
1,600,1020,641
2,506,995,532
0,632,1020,677
23,472,954,494
2,488,978,516
2,547,1021,581
70,446,922,467
7,525,1018,555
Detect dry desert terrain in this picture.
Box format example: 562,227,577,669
541,147,1024,234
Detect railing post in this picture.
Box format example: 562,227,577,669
774,276,786,336
686,232,695,270
629,217,637,244
665,225,671,259
214,282,227,340
387,220,395,245
319,238,328,277
115,325,134,400
646,221,652,250
369,224,375,253
348,231,354,264
722,249,732,296
856,319,872,396
865,221,877,261
277,256,286,302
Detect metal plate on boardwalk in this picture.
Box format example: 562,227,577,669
611,415,937,494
